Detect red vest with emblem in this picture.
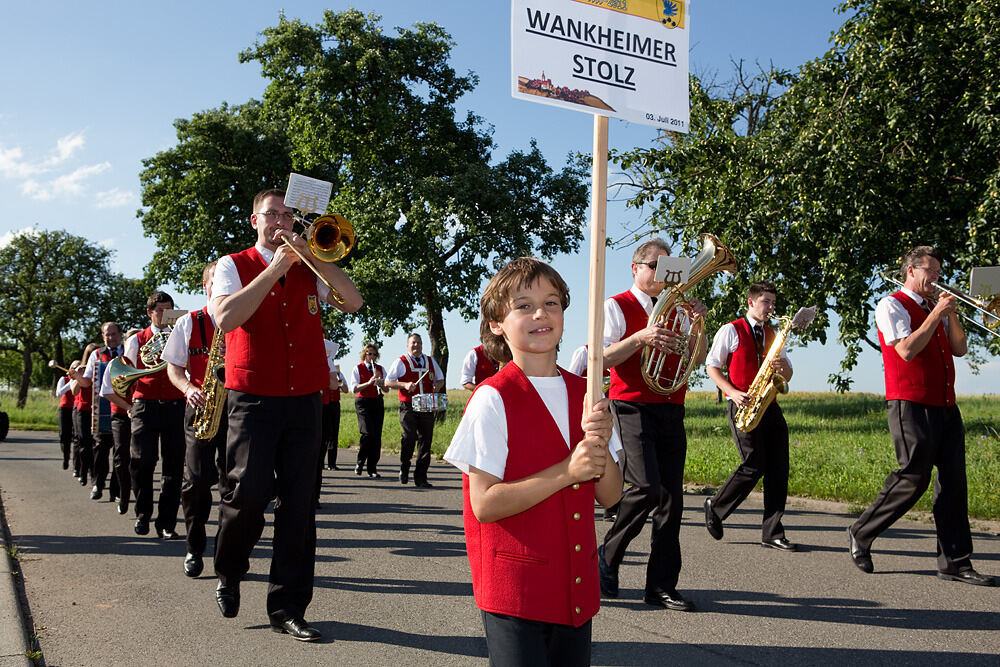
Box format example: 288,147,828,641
187,308,215,389
608,290,686,404
354,363,385,399
224,247,328,397
97,347,128,416
59,377,73,408
725,319,777,395
133,328,184,401
879,291,956,407
462,363,599,627
472,345,498,385
395,355,436,403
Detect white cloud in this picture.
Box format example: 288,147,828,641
22,161,111,200
0,226,39,248
98,238,115,249
54,132,85,163
95,187,135,209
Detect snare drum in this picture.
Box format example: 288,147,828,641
412,393,449,413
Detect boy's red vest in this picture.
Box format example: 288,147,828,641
132,328,184,401
462,363,599,627
224,247,328,397
879,291,955,406
724,319,777,396
395,355,437,403
608,290,686,404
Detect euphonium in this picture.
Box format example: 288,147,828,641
734,306,816,432
640,234,738,394
192,327,226,440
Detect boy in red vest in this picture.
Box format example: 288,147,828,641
849,246,994,586
703,282,797,551
445,257,622,665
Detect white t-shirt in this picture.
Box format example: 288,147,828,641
444,374,622,480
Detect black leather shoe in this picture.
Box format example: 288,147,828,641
761,537,797,552
134,518,150,536
216,582,240,618
354,464,363,476
937,568,996,587
118,496,129,516
399,470,409,485
90,485,102,500
184,553,204,578
598,545,618,598
415,481,433,488
643,588,696,612
704,498,723,540
156,527,180,540
847,527,873,573
62,459,69,470
368,472,382,479
271,617,322,641
79,475,88,486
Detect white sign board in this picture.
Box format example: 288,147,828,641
970,266,1000,298
511,0,690,131
654,255,691,284
285,173,333,215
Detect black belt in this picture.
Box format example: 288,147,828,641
133,398,184,405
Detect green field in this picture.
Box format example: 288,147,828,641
5,389,998,519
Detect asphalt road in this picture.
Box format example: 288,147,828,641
1,430,998,666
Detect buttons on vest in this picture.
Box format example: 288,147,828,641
270,291,275,296
571,483,580,490
574,544,581,552
572,512,581,520
575,576,582,584
574,606,581,615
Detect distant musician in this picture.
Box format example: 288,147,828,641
350,343,387,478
459,344,499,391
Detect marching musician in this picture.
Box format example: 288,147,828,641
55,361,78,470
163,261,228,579
314,337,343,506
123,292,186,539
350,343,387,478
210,188,361,640
68,342,99,488
102,328,141,516
459,344,499,391
77,322,124,502
597,239,706,612
703,282,797,551
848,246,994,586
384,333,445,488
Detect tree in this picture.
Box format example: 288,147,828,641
0,230,122,407
614,0,1000,390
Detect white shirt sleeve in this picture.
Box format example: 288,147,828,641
212,255,240,300
160,313,194,367
82,350,100,380
444,386,510,478
56,376,73,396
706,323,738,369
603,298,627,348
459,349,478,385
100,362,115,398
123,334,140,366
430,357,444,382
349,365,362,393
875,295,914,345
384,358,406,382
567,345,588,376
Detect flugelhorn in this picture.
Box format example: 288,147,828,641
879,272,1000,339
640,234,738,394
278,213,354,304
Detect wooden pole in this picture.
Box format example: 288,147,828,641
586,114,609,414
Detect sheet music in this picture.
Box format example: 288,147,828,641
285,173,333,215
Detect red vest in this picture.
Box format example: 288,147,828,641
879,291,956,406
395,355,437,403
608,290,686,404
322,374,342,404
187,308,215,389
132,328,184,401
725,319,777,395
224,247,328,397
472,345,498,385
74,357,93,411
97,347,127,416
462,363,599,627
59,377,73,408
354,363,385,399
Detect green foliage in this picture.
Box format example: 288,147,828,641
614,0,1000,390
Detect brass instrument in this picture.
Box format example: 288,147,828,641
734,306,817,432
192,327,227,440
640,234,738,394
279,214,354,305
48,360,72,374
879,272,1000,339
109,329,172,397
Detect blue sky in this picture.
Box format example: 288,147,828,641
2,1,994,393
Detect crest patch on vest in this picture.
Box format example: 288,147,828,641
307,294,319,315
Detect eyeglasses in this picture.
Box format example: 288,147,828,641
256,210,294,222
637,260,659,271
913,265,941,276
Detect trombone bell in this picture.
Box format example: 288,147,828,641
306,214,354,263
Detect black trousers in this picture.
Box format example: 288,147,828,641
72,408,94,482
129,398,185,530
601,401,687,592
398,402,434,484
481,611,591,667
355,396,384,473
851,401,973,573
180,404,228,557
58,406,73,466
709,401,789,541
324,401,341,468
92,430,113,491
214,390,321,622
111,414,132,504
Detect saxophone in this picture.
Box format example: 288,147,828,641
193,327,227,440
734,306,816,432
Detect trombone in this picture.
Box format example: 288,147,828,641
880,272,1000,339
277,213,354,305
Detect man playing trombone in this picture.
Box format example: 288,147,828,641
848,246,994,586
210,188,362,640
